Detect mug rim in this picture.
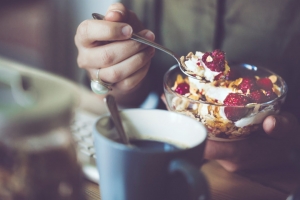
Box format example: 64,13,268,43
93,108,207,153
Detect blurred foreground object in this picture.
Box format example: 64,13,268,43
0,57,85,200
0,0,80,82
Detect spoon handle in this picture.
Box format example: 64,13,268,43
131,34,179,60
105,94,130,145
92,13,180,65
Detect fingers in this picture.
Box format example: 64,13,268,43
78,39,142,69
204,140,237,160
204,134,289,172
75,3,154,94
205,113,298,161
95,60,151,93
88,46,154,82
75,20,132,48
78,29,155,70
263,112,299,138
105,3,128,22
116,61,151,92
75,3,143,48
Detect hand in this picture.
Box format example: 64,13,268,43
206,112,299,172
74,3,155,105
161,94,300,172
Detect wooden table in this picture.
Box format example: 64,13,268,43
78,88,300,200
75,68,300,200
5,57,299,200
83,160,300,200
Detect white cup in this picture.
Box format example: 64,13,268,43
93,109,209,200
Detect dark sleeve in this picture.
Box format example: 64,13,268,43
221,0,300,119
122,0,300,117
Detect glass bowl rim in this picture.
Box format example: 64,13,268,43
163,63,288,108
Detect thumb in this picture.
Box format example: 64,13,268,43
263,112,299,138
105,3,144,32
105,3,128,22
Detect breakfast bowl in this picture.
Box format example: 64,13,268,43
163,63,288,141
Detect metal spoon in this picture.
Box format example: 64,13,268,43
92,13,197,80
105,94,130,145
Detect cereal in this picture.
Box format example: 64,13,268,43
166,50,286,140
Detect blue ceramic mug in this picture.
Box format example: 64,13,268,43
93,109,210,200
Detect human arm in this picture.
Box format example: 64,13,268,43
161,94,300,172
206,112,300,172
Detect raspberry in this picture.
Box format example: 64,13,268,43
202,49,225,72
224,93,250,106
249,90,267,103
256,77,273,90
238,77,258,94
214,69,240,81
265,90,278,101
175,82,190,95
224,93,250,121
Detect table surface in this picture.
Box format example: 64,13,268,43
5,58,299,200
39,62,299,200
75,70,300,199
83,160,300,200
78,87,300,200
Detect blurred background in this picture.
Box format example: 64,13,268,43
0,0,117,84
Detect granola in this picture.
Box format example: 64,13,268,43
167,50,286,140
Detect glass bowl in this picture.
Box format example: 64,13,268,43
163,64,288,141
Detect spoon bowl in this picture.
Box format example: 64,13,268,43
92,13,198,80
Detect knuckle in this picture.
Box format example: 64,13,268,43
223,164,240,173
77,55,88,69
129,52,145,67
134,54,144,65
120,79,136,92
77,53,89,68
77,20,90,39
99,49,114,66
108,67,121,82
74,34,80,47
109,2,125,11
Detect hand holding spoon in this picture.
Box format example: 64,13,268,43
92,13,197,80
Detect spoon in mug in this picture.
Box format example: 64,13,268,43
92,13,198,80
105,94,130,145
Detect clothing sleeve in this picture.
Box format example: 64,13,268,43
221,0,300,119
122,0,300,118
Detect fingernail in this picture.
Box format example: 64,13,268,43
110,9,124,16
122,25,132,37
264,116,276,134
106,10,124,19
105,11,114,19
144,31,155,40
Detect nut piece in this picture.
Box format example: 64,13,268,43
206,55,213,62
269,75,277,83
180,56,187,69
233,78,243,86
172,97,189,111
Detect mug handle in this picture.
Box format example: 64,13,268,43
167,159,210,200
